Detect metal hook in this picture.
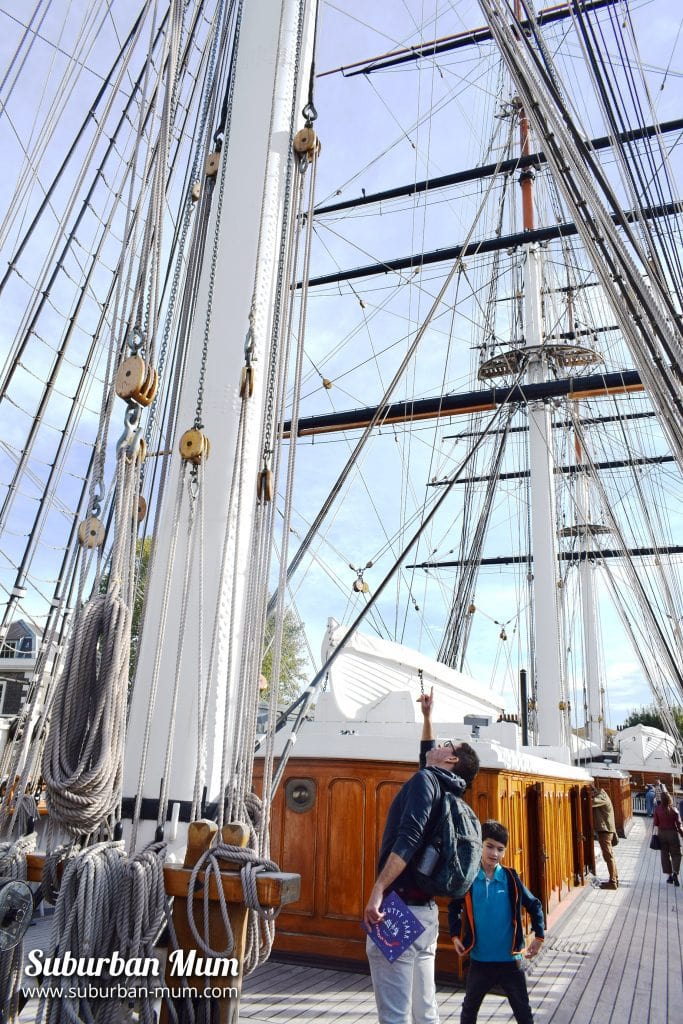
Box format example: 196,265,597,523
116,404,142,454
128,325,145,354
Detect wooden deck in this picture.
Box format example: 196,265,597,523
240,817,681,1023
18,817,680,1022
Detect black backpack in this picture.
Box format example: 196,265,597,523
413,769,482,899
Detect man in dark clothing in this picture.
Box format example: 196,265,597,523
590,783,619,889
363,690,480,1024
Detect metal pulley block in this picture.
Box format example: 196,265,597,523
257,468,274,502
115,355,159,407
179,428,210,464
292,127,320,161
239,365,255,399
205,151,220,177
78,516,105,548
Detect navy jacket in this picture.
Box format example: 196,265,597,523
448,866,545,955
377,740,467,891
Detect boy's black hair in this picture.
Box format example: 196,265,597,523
452,741,480,786
482,819,508,846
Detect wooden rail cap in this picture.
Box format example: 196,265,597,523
25,860,301,908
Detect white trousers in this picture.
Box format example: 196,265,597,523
366,900,440,1024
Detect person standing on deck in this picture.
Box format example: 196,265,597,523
363,689,480,1024
449,820,545,1024
652,791,683,886
654,779,665,805
645,784,656,817
590,784,619,890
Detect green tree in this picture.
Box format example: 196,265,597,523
620,703,683,734
129,536,153,679
261,610,308,705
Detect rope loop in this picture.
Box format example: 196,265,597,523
184,844,280,959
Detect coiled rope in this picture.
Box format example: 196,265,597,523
37,840,170,1024
36,842,126,1020
42,445,141,839
185,840,279,975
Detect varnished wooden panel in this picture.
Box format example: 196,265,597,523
256,756,594,969
598,775,632,837
324,777,365,919
262,774,317,915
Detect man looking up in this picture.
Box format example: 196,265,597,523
363,688,480,1024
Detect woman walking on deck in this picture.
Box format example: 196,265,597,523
653,792,683,886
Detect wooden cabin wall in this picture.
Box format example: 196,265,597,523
255,757,593,974
625,769,678,794
594,775,632,837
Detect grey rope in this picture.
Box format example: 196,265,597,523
41,447,140,838
38,842,125,1022
41,843,80,907
185,841,280,975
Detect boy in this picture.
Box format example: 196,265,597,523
448,820,545,1024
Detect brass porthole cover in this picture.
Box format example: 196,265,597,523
285,778,316,813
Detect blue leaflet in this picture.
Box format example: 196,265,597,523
364,891,425,963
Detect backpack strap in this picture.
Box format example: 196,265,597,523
419,768,444,847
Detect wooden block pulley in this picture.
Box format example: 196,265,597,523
205,151,220,177
115,356,158,406
179,429,210,465
239,366,255,399
293,127,320,160
257,469,274,502
78,517,105,548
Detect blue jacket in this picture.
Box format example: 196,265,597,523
377,740,466,891
448,866,545,955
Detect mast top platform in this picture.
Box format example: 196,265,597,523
478,344,602,381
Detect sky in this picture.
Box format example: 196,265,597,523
0,0,682,732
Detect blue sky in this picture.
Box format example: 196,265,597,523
0,1,681,731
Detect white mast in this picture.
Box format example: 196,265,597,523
480,94,570,755
562,430,609,751
577,481,604,749
123,0,316,855
523,247,567,751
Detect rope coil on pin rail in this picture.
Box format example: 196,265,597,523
185,840,280,974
